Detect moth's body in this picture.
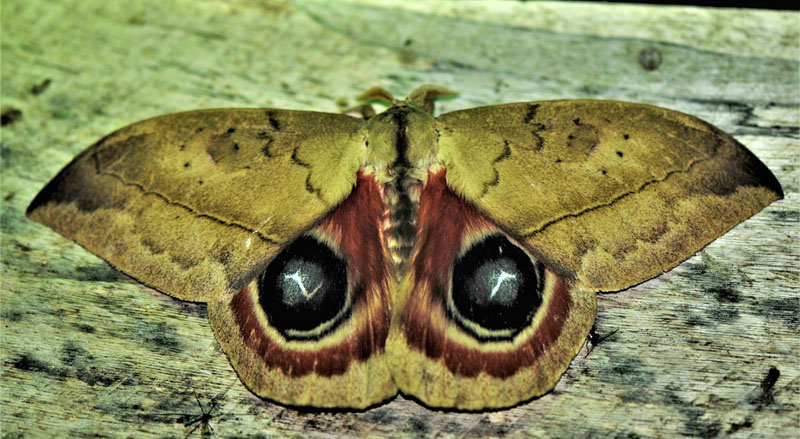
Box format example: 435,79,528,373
27,86,782,410
363,104,439,279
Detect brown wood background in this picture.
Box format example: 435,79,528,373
1,1,797,438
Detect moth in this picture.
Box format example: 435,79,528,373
27,85,783,410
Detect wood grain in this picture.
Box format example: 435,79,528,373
1,1,797,437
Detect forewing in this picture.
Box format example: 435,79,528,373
436,100,782,291
27,109,366,301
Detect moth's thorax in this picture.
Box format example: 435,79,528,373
363,104,439,168
363,104,440,279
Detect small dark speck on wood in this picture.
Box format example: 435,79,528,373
1,108,23,126
30,78,52,95
760,366,780,398
639,47,663,71
587,325,618,355
750,366,781,406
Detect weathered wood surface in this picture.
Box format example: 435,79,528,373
1,1,797,438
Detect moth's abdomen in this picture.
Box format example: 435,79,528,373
382,169,425,280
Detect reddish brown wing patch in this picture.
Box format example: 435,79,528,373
387,171,595,410
208,172,397,408
435,276,573,380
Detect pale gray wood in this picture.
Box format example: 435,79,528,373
1,1,797,438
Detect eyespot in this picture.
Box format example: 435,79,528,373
257,234,350,340
448,234,544,340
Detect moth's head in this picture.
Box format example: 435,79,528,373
358,86,458,170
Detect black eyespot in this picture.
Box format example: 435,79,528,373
450,234,543,340
258,235,349,339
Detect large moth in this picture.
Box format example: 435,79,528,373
27,85,783,410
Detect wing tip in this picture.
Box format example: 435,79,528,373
737,140,784,201
26,185,52,219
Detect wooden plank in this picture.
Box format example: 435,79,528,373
1,1,797,437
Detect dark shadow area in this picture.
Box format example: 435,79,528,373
576,0,797,10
